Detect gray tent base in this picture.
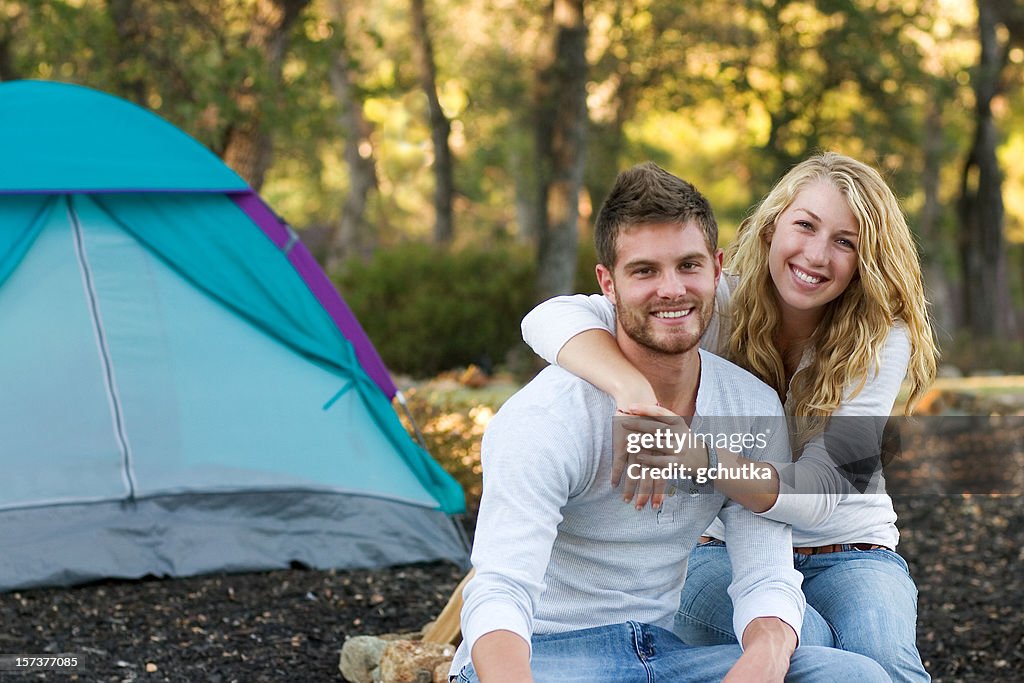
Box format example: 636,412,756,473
0,492,470,592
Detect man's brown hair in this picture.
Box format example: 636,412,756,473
594,162,718,267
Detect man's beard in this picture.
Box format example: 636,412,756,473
614,291,712,355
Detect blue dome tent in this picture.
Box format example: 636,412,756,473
0,80,468,591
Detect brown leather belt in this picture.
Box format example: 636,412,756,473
698,536,890,555
792,543,889,555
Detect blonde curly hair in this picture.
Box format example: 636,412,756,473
724,152,937,442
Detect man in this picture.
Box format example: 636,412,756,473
449,163,890,683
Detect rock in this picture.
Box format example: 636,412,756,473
433,660,452,683
377,639,455,683
459,364,489,388
340,635,390,683
914,387,947,415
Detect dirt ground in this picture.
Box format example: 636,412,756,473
1,494,1022,682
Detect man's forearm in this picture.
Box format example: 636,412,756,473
722,617,798,683
742,616,798,652
471,630,533,683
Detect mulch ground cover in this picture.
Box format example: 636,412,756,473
1,495,1021,682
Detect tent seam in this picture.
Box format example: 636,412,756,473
68,195,138,501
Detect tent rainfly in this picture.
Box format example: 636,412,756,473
0,80,468,592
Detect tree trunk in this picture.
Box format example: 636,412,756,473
410,0,455,245
0,2,24,82
956,0,1012,339
221,0,310,190
0,35,15,82
918,90,958,333
511,138,540,245
106,0,149,105
325,1,379,272
534,0,588,302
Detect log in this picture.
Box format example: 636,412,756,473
421,569,475,645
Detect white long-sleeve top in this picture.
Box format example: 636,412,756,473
451,352,804,675
520,279,907,549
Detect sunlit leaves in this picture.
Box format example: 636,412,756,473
5,0,1022,275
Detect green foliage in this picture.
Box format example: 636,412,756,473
336,240,602,376
574,238,602,294
944,334,1024,376
7,0,1023,339
336,244,537,376
6,0,320,156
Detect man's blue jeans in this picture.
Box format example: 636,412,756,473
676,541,929,683
454,621,889,682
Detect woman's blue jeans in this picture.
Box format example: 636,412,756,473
454,621,889,682
676,541,929,683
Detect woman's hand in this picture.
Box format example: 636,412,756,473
612,403,711,510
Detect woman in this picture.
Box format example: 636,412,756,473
521,152,938,682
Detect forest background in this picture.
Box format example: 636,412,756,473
4,0,1024,379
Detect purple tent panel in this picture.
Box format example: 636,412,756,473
230,192,398,399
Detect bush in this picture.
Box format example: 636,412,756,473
336,244,538,377
943,333,1024,375
574,239,602,294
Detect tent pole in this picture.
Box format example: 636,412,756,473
451,513,473,560
395,389,474,559
394,390,430,451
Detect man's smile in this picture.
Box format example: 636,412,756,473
651,308,694,320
